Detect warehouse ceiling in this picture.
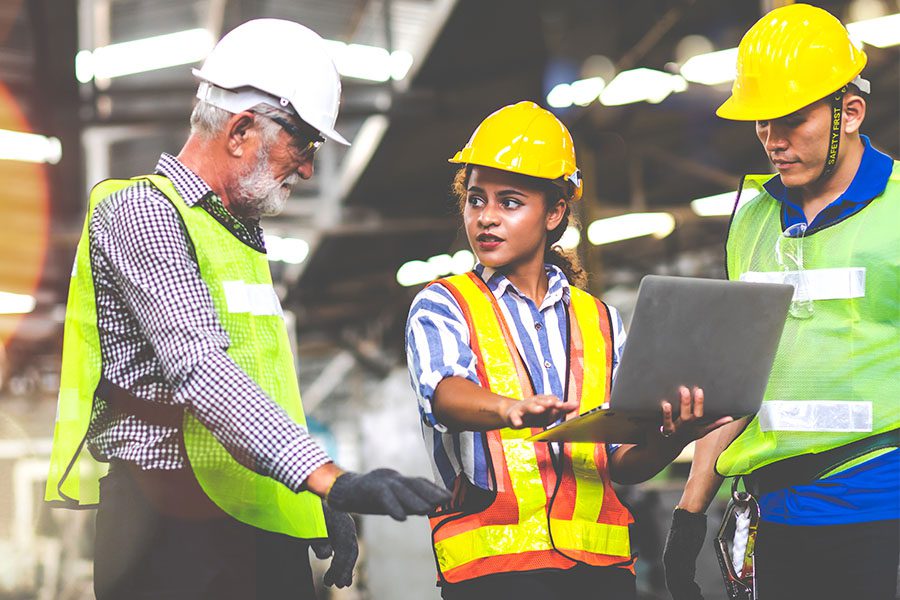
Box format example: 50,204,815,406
0,0,897,377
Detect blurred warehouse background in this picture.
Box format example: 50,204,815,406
0,0,897,598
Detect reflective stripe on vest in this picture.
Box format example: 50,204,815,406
46,175,326,539
740,267,866,301
718,166,900,477
428,272,633,583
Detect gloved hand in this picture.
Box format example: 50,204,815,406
663,508,707,600
326,468,451,521
310,505,358,588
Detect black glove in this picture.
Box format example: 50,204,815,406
663,508,707,600
310,505,358,588
326,468,451,521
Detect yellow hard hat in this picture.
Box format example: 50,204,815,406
449,101,583,201
717,4,867,121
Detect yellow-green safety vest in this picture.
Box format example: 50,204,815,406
45,175,326,539
717,164,900,476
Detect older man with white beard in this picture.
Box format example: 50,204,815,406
45,19,449,600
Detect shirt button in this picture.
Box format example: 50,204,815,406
544,360,552,369
535,322,543,331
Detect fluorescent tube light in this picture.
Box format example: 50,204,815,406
557,226,581,250
323,41,414,82
264,235,310,264
0,291,36,314
847,13,900,48
600,69,687,106
77,29,414,84
690,191,738,217
78,28,215,81
547,83,574,109
397,250,476,287
397,260,435,287
680,47,739,86
0,129,62,164
570,77,606,106
586,213,676,245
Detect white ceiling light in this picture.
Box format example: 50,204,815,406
0,291,36,314
690,191,737,217
557,226,581,250
397,250,476,287
450,250,475,274
599,68,687,106
396,260,435,287
570,77,606,106
76,28,215,82
547,77,606,109
0,129,62,164
77,30,414,84
847,13,900,48
547,82,574,109
586,213,676,245
680,47,739,86
264,234,310,264
323,40,414,82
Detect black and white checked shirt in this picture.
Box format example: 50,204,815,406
86,153,330,492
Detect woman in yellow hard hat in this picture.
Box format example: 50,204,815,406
664,5,899,600
405,101,731,599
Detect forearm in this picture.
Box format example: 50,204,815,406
677,417,747,512
180,350,331,491
608,434,688,485
432,376,512,431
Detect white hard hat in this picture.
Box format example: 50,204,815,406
193,19,349,145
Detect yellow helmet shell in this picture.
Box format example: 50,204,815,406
449,101,583,201
717,4,867,121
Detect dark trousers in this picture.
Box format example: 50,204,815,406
754,518,900,600
440,564,636,600
94,462,316,600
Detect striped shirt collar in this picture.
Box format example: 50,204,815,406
474,262,571,310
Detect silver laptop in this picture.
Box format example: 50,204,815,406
529,275,793,443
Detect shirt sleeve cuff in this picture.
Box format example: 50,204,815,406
419,364,480,432
269,434,332,493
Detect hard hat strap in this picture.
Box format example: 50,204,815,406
819,85,847,181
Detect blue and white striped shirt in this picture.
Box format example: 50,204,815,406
405,264,626,491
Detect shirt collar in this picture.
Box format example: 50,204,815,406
155,153,215,207
474,263,571,309
763,134,893,207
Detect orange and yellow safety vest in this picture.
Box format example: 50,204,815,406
428,272,634,584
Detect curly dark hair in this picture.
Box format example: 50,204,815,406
451,166,587,287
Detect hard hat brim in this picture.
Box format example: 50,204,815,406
193,72,351,146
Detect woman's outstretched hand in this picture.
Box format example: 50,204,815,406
504,394,580,429
660,386,733,442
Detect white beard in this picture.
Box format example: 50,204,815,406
235,147,299,217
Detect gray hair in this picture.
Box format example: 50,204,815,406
189,100,284,148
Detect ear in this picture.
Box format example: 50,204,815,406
546,198,567,231
226,112,256,158
842,94,865,135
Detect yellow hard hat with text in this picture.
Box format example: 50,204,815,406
450,101,583,200
717,4,867,121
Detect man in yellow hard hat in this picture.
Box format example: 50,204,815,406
662,5,899,600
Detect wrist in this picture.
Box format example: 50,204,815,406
675,502,706,515
496,397,515,427
305,462,345,498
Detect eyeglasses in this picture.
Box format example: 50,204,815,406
251,110,325,159
775,222,814,319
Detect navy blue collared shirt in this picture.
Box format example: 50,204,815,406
757,135,899,525
764,134,894,233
